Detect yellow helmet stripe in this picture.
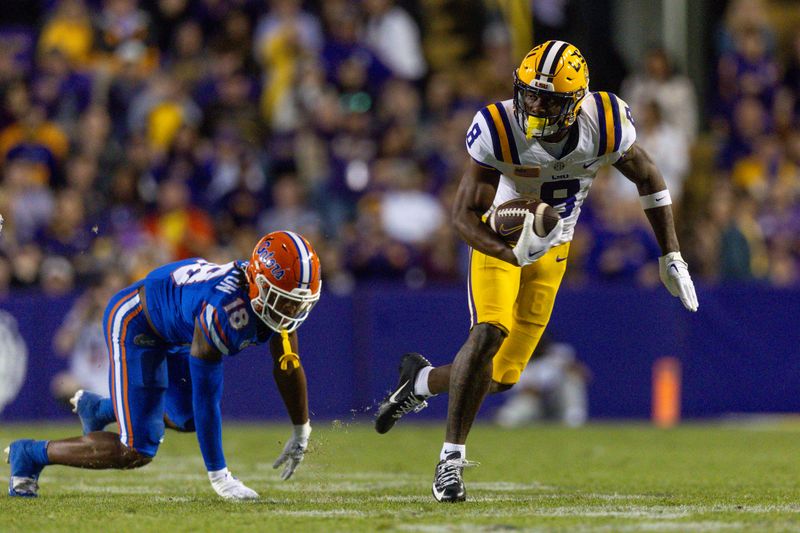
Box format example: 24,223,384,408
487,103,516,165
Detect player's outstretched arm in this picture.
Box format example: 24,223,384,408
613,143,698,311
190,323,258,499
452,159,520,266
269,330,311,480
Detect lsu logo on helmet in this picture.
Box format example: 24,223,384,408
246,231,321,333
513,40,589,139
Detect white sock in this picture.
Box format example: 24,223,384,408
441,442,466,461
413,366,434,397
208,467,230,482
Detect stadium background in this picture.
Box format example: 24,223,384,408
0,0,798,423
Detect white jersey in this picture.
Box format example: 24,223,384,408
465,92,637,244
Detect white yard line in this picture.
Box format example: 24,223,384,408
611,522,745,532
396,521,746,533
33,467,800,526
265,509,371,518
65,485,158,495
469,481,556,491
122,503,793,521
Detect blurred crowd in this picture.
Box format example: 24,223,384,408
0,0,798,299
690,0,800,286
547,0,800,288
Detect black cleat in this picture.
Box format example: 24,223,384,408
432,451,468,503
374,352,431,434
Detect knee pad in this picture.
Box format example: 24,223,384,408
492,357,524,385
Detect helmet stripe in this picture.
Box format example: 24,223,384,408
283,231,311,289
537,40,568,81
546,42,570,81
536,40,557,80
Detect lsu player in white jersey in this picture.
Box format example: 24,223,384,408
374,40,699,502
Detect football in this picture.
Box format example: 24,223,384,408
488,198,560,244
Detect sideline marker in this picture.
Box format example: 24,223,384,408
652,357,681,427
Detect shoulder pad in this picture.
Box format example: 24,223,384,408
587,91,636,158
477,102,521,165
466,102,521,167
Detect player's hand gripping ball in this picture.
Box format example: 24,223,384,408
488,198,560,245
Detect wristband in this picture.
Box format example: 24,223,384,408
639,190,672,210
294,421,312,440
660,251,685,263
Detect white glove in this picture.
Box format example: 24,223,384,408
273,421,311,480
208,468,259,500
658,251,699,312
512,212,564,267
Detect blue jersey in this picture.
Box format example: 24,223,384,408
142,258,272,355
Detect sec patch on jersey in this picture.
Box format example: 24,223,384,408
488,198,560,244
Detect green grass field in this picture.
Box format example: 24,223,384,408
1,420,800,532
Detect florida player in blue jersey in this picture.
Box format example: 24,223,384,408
5,231,322,499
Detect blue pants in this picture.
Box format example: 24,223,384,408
104,285,195,457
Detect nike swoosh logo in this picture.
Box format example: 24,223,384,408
583,158,600,169
669,264,679,274
388,381,409,404
556,256,567,262
527,249,543,259
498,224,523,236
655,196,666,202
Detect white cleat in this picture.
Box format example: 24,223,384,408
210,471,259,500
9,476,39,497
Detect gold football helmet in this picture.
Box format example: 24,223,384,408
513,40,589,138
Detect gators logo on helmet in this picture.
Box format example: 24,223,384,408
513,40,589,139
245,231,321,333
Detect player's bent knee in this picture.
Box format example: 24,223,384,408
126,452,153,469
176,419,195,433
164,414,195,433
117,441,155,469
470,323,507,355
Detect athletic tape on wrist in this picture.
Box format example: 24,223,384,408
294,421,311,439
640,190,672,210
